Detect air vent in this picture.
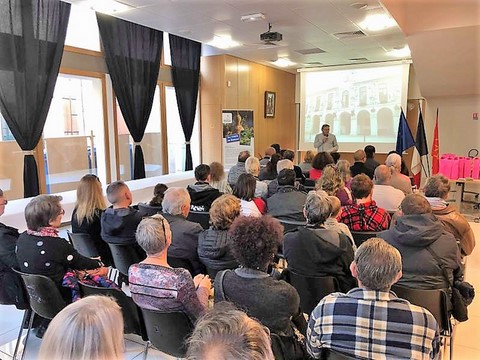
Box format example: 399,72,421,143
349,57,369,62
295,48,326,55
333,30,366,39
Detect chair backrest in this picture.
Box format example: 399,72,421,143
320,348,359,360
186,211,210,229
107,243,144,276
67,231,99,258
350,231,377,247
304,178,316,188
137,202,162,217
391,285,450,332
14,270,66,320
140,307,194,358
284,268,339,316
79,281,146,338
278,219,307,233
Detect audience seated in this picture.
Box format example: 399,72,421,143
315,164,352,206
324,196,355,251
309,152,334,180
378,194,463,307
214,216,307,360
282,149,306,183
0,188,28,309
388,150,411,177
186,301,274,360
227,150,250,187
233,174,266,217
424,174,476,256
38,295,124,360
339,174,390,231
129,215,211,322
271,143,281,154
364,145,380,173
198,195,240,274
385,153,412,194
336,159,352,189
245,156,268,198
284,191,356,292
209,162,232,194
162,188,205,275
259,153,282,181
260,146,276,168
372,165,405,212
187,164,222,212
71,174,112,266
350,149,374,179
266,159,294,198
299,150,315,174
138,183,168,216
307,238,440,359
16,195,105,301
331,151,340,164
267,169,307,222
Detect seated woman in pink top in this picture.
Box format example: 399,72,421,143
129,215,212,322
309,152,334,180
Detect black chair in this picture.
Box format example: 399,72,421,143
391,285,453,359
187,210,210,229
67,230,99,258
283,268,339,316
137,202,162,217
350,231,377,247
107,243,145,276
270,333,286,360
278,218,306,233
320,348,358,359
79,281,147,340
14,270,67,360
140,308,194,359
304,178,316,188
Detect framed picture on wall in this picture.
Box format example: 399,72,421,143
264,91,276,118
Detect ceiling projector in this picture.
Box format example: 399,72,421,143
260,23,283,42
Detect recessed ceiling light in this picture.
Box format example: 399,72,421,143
241,13,266,22
83,0,133,14
359,13,397,31
207,35,241,49
387,45,411,57
271,58,296,68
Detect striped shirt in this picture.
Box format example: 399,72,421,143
307,288,440,359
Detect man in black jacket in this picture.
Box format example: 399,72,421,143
350,149,374,179
187,164,222,212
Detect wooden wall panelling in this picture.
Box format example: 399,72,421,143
224,55,238,110
237,58,250,110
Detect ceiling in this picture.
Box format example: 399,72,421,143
67,0,480,97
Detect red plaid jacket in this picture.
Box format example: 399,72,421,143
339,200,390,231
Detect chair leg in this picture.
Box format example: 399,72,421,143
12,309,31,360
142,341,149,360
19,311,35,360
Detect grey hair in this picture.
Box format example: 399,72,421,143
186,302,274,360
304,191,332,225
354,238,402,291
106,181,127,204
25,195,63,231
245,156,261,176
136,215,168,255
385,153,401,172
374,165,392,185
162,187,190,215
276,159,293,173
424,174,451,199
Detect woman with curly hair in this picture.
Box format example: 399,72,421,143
316,165,352,206
198,195,241,277
214,216,307,359
309,152,334,180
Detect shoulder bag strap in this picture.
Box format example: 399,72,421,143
425,246,453,287
216,269,230,301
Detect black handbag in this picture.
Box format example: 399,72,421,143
425,246,474,322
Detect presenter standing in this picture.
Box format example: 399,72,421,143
314,124,338,153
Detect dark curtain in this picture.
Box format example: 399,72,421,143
96,13,162,179
0,0,70,197
169,34,201,171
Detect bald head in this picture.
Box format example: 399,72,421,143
374,165,392,185
354,150,366,162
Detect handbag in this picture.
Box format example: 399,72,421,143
425,246,474,322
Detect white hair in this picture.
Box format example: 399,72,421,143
385,153,402,172
162,187,190,215
245,156,261,176
276,159,293,173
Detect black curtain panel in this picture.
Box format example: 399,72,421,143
0,0,70,197
169,34,201,171
96,13,162,179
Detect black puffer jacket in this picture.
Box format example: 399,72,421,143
198,228,238,271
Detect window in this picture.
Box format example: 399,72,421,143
43,74,106,193
0,113,24,200
116,86,163,180
165,86,200,173
163,32,171,66
65,4,101,52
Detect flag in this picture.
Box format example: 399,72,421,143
395,109,415,154
411,105,430,188
431,108,439,175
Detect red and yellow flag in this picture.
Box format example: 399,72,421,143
432,109,439,175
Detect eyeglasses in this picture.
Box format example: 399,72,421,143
144,214,167,239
